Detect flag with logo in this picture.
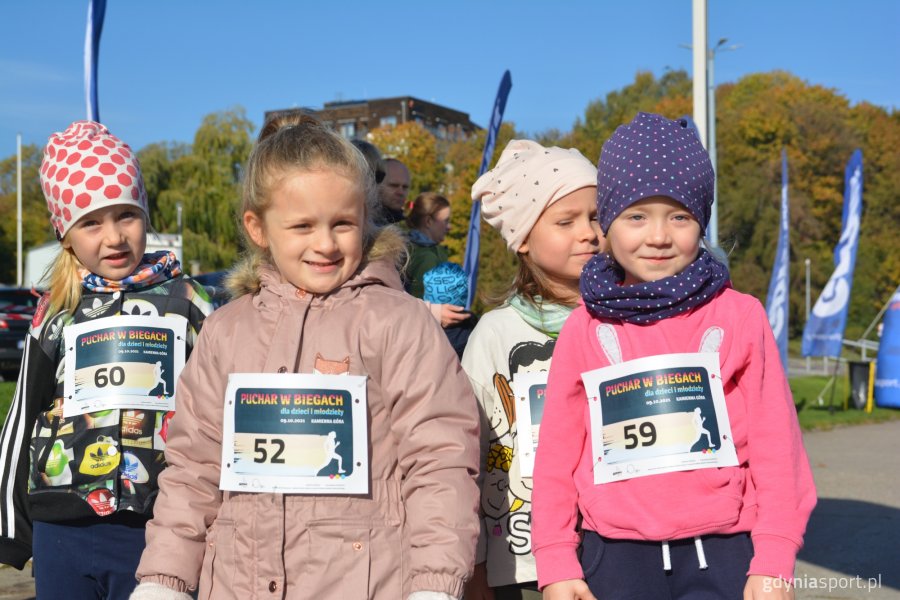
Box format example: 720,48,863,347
462,70,512,309
802,150,863,357
85,0,107,122
766,149,790,369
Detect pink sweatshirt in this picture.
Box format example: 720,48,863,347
532,288,816,588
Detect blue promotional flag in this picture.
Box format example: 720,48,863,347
766,149,790,369
462,70,512,309
802,149,863,357
84,0,107,122
875,285,900,408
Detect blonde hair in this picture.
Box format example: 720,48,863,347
41,210,150,317
227,114,403,298
42,245,85,317
406,192,450,230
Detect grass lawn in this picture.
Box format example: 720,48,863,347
790,375,900,431
1,381,15,427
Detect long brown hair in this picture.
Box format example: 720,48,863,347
486,252,581,309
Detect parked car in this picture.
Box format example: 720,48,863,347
0,287,40,380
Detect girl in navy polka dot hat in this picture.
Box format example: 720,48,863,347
532,113,815,600
0,121,213,599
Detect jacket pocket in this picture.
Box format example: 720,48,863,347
699,466,746,502
307,526,379,600
580,530,606,580
198,519,234,600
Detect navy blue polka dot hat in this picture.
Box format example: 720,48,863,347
597,112,714,234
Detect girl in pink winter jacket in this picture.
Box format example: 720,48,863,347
531,113,816,600
131,115,480,600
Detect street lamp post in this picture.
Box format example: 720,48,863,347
682,31,740,249
805,258,811,372
706,38,740,248
176,202,183,264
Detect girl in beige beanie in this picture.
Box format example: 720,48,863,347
462,139,603,599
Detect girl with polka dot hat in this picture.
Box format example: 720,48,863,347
532,113,816,600
463,139,603,600
0,121,213,599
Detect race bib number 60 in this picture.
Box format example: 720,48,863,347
63,316,186,417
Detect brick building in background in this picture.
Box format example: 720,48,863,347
265,96,481,142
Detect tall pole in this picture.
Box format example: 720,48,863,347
692,0,708,149
805,258,811,371
16,134,23,287
176,202,183,263
707,50,718,248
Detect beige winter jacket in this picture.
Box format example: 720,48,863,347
136,242,480,599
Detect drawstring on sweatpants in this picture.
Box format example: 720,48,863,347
694,536,708,569
660,537,709,571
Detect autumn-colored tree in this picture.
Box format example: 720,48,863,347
714,72,885,338
441,123,521,312
565,69,693,162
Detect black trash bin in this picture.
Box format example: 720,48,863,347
848,360,874,410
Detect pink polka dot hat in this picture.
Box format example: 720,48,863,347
40,120,148,239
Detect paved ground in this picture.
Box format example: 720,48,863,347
1,420,898,599
794,420,900,599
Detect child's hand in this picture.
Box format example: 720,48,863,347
129,582,192,600
744,575,795,599
440,304,469,327
463,563,494,600
543,579,597,600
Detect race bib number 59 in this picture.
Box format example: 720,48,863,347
582,352,738,484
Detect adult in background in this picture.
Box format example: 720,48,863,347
406,192,452,298
378,158,410,224
351,139,386,185
406,192,474,355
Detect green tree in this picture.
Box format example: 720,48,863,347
0,145,55,284
153,108,255,272
137,141,190,230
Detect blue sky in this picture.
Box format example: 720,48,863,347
1,0,897,154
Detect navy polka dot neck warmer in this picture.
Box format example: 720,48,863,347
580,249,730,324
597,112,715,234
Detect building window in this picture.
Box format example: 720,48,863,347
380,116,397,128
339,122,356,138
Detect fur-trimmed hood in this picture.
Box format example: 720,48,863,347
225,225,407,300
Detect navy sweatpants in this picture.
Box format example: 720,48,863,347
580,530,753,600
33,519,146,600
